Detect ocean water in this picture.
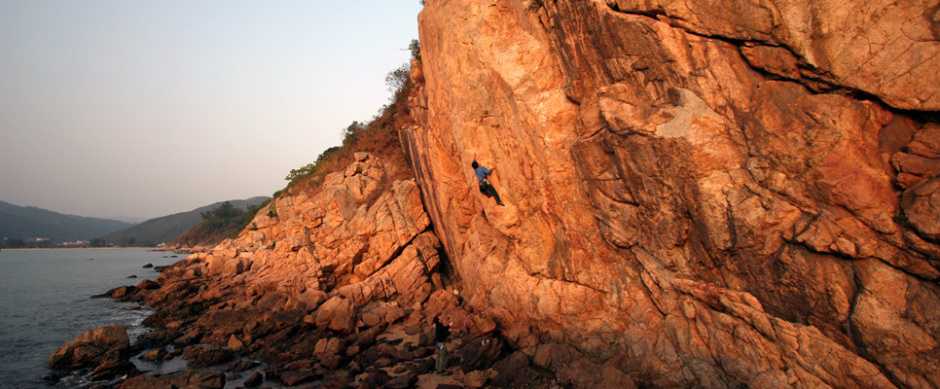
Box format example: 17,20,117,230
0,248,180,388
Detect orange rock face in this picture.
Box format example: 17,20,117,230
147,152,443,340
403,0,940,387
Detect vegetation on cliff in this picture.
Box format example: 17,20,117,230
173,201,267,248
277,41,420,199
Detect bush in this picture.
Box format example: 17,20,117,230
342,122,366,148
385,63,411,96
284,145,342,185
276,39,420,199
266,202,278,218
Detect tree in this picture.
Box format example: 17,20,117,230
200,202,246,229
342,121,366,146
385,63,411,95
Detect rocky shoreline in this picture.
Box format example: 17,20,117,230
46,153,627,389
49,254,606,389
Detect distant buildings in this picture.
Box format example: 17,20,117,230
59,240,90,248
0,237,93,248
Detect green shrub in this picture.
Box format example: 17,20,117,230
284,145,342,185
267,202,278,219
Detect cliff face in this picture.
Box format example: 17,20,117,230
404,0,940,387
72,1,940,388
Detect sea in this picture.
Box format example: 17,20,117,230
0,248,181,388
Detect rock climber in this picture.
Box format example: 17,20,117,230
471,160,504,206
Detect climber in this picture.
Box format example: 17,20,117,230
471,160,504,206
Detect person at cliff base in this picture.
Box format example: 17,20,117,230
472,160,504,206
433,317,450,373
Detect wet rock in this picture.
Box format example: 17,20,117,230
244,371,263,387
127,275,138,279
142,263,153,269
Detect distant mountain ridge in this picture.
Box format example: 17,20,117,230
101,197,269,246
0,201,131,243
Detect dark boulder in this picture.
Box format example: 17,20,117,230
243,371,263,387
456,336,502,371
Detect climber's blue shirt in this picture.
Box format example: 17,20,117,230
474,166,492,183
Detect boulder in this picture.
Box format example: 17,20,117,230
226,335,244,351
456,336,501,371
314,337,343,359
314,297,355,333
48,325,130,371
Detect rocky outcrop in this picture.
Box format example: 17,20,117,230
405,0,940,388
117,153,514,387
48,325,135,380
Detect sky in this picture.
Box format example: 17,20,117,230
0,1,421,222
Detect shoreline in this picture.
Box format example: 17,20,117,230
1,247,152,251
0,247,190,252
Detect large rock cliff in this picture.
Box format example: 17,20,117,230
63,1,940,388
403,0,940,387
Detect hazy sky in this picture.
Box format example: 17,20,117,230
0,1,421,221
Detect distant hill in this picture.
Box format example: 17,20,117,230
101,197,269,246
0,201,131,244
